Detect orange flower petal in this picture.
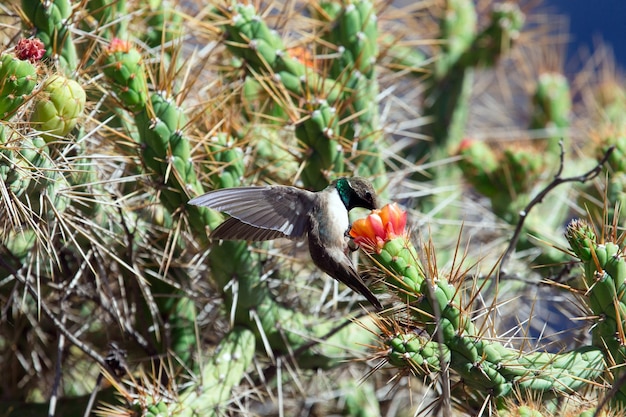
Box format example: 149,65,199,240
350,203,408,253
368,212,385,239
378,203,407,238
350,217,374,240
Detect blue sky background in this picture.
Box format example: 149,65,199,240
544,0,626,71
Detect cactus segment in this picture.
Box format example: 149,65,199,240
353,206,606,401
0,53,38,119
103,38,149,113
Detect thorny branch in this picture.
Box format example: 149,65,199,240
10,267,110,371
499,143,615,271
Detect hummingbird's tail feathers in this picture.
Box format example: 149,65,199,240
339,273,383,311
321,258,382,310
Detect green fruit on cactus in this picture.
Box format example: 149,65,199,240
0,52,38,119
502,147,542,194
30,75,86,142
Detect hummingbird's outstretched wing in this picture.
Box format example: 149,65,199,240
188,186,316,241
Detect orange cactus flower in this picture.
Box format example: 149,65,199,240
107,38,132,54
350,203,407,253
289,46,317,70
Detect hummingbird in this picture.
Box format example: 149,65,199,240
188,177,382,310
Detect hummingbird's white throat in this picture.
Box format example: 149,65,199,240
326,188,350,241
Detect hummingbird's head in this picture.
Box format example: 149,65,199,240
335,177,378,211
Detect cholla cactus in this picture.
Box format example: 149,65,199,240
350,204,615,411
418,0,525,159
565,219,626,407
219,0,386,190
458,139,544,221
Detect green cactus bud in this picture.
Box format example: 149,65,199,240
30,75,86,142
501,147,542,195
565,219,596,262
